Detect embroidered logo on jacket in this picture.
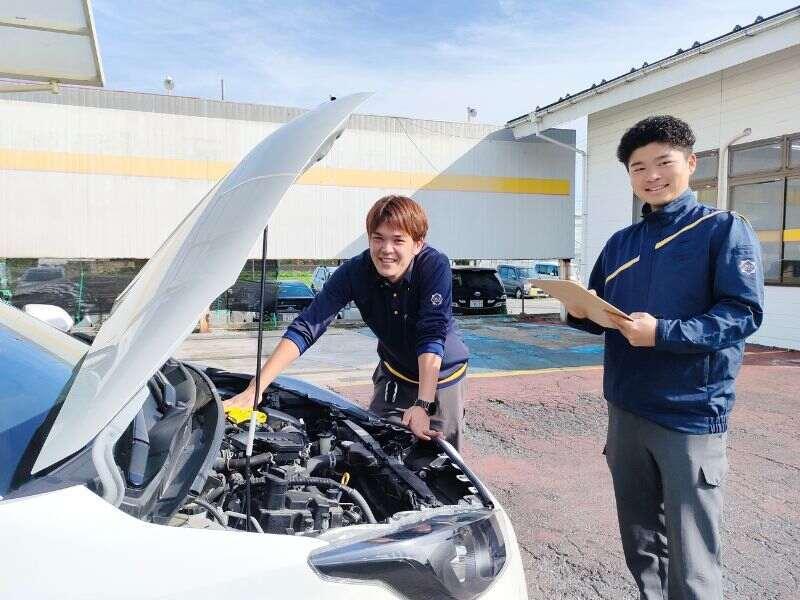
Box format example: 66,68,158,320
738,259,756,275
430,293,443,306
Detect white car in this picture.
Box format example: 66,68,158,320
0,94,527,600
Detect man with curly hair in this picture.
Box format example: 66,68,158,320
565,115,764,599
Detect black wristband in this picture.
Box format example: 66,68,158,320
414,398,437,415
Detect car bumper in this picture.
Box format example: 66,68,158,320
453,302,506,314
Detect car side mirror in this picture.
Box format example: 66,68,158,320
23,304,75,332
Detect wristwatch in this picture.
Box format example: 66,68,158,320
413,398,437,415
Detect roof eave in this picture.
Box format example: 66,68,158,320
508,6,800,134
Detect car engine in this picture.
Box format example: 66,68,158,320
182,373,488,536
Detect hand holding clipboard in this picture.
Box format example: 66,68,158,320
533,280,633,330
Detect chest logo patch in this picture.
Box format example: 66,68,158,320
738,259,756,275
430,293,443,306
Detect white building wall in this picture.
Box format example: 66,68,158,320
0,88,575,261
585,43,800,349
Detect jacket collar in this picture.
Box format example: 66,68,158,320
641,188,697,223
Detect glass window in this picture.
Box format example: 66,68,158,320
730,180,784,230
730,142,782,176
783,178,800,284
695,186,717,207
693,153,719,181
632,195,645,223
730,180,785,282
791,137,800,168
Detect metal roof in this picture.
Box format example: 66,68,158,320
507,4,800,127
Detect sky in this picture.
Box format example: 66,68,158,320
91,0,798,128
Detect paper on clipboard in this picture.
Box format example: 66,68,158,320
534,279,632,329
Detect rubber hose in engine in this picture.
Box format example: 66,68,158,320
215,452,273,471
288,477,377,524
188,495,228,528
304,452,338,476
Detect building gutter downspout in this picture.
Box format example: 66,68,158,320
510,121,589,319
717,128,751,209
528,126,588,281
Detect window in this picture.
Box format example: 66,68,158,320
728,134,800,285
692,150,718,208
730,141,782,176
791,136,800,168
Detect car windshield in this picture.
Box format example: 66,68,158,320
516,268,536,278
0,312,84,496
278,281,314,298
453,271,501,289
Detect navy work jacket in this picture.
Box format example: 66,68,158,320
284,245,469,387
569,189,764,433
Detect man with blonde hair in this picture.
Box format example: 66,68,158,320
226,195,469,449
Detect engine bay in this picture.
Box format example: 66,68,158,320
169,367,489,536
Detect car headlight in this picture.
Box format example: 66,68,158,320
457,299,466,304
500,295,507,300
309,510,506,600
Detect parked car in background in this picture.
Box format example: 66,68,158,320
452,267,507,315
274,280,315,320
534,262,559,278
225,279,315,320
11,265,83,317
497,264,547,299
311,265,338,294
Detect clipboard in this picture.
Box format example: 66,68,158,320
534,279,632,329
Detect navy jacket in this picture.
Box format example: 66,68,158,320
284,245,469,386
569,189,764,433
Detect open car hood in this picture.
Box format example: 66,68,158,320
32,93,371,474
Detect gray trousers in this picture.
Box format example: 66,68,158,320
605,402,728,600
369,363,466,451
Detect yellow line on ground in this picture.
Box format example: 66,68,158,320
0,148,570,196
331,364,603,388
467,365,603,379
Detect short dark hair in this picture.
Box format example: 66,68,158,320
366,195,428,241
616,115,695,168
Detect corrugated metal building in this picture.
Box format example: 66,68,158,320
510,6,800,349
0,86,576,261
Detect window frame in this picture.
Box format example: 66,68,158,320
727,132,800,287
728,135,786,178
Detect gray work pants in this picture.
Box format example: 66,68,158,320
605,402,728,600
368,363,466,451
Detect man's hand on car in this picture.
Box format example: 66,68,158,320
402,405,442,442
608,311,657,347
223,384,261,410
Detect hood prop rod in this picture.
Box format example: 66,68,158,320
245,226,270,532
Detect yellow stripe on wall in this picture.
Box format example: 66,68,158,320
0,148,570,196
756,229,800,243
